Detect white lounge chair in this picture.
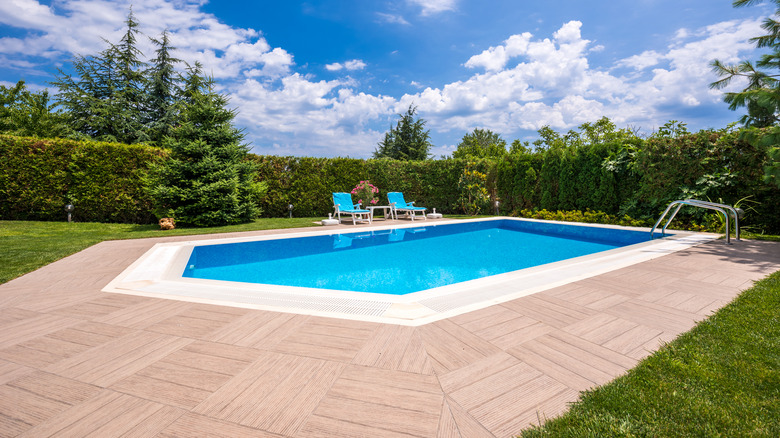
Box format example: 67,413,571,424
333,192,371,225
387,192,427,221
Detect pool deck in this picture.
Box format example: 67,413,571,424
1,222,779,437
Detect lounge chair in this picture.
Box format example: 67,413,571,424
387,192,427,221
333,192,372,225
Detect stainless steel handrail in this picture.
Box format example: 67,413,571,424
651,199,740,244
681,199,740,241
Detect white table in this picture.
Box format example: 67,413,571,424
367,205,395,221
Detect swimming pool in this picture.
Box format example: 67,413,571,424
103,218,716,325
183,219,650,295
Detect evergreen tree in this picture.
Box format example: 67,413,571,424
146,65,266,226
111,9,148,141
52,10,149,143
452,128,507,159
374,105,432,160
146,30,182,143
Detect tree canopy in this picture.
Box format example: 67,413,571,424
374,105,432,160
0,81,71,138
452,128,507,159
51,10,188,145
532,117,638,149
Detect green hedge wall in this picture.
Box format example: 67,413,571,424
633,130,780,232
2,130,778,233
0,135,166,223
249,156,466,217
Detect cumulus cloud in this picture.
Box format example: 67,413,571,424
617,50,664,70
326,59,367,72
230,75,396,156
0,0,765,157
464,33,533,71
404,17,761,137
0,0,290,81
344,59,367,70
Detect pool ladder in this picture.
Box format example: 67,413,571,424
651,199,741,244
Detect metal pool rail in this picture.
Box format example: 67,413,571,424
652,199,740,243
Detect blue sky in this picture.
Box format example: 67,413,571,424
0,0,770,157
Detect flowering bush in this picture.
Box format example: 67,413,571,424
351,180,380,206
457,163,490,215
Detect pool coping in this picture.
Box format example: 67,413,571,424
102,217,719,326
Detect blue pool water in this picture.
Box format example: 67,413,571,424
183,219,653,295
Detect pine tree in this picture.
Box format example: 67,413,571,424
52,10,149,143
111,9,147,142
146,30,182,144
146,64,266,226
374,105,432,160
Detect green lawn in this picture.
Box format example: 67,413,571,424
0,218,321,284
519,269,780,437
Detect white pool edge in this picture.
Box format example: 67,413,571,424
102,217,719,326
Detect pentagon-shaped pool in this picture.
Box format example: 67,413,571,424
103,218,716,325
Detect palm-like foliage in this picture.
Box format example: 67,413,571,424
710,0,780,127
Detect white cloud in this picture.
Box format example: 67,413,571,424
0,0,60,30
0,1,766,158
376,12,410,26
230,75,396,156
325,59,366,72
407,0,457,16
0,0,287,81
402,18,761,138
344,59,366,70
618,50,664,70
464,32,533,71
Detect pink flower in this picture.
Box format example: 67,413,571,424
371,199,378,204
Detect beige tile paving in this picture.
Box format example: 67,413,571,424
0,226,778,437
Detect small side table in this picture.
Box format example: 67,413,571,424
367,205,395,221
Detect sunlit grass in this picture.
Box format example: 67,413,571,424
0,218,320,284
520,270,780,437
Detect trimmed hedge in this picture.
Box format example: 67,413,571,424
2,129,778,233
1,135,166,223
250,156,466,217
633,130,780,232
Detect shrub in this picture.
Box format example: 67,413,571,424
457,162,490,215
0,135,164,223
145,86,265,227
